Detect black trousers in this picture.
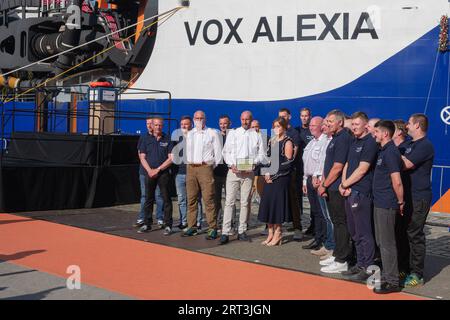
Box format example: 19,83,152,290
327,190,352,263
396,198,412,273
407,199,431,278
214,174,227,223
290,170,303,231
307,177,326,245
144,171,173,227
296,169,308,227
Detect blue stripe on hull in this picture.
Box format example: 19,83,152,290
119,25,449,203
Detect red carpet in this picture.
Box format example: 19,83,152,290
0,213,423,300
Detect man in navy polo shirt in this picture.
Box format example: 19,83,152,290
138,117,174,235
297,108,314,148
318,109,353,274
393,119,412,279
372,120,405,294
402,114,434,288
135,118,165,228
214,115,232,228
279,108,304,241
339,112,379,281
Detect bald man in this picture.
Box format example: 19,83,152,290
302,117,329,253
368,118,380,138
219,111,266,244
135,117,165,230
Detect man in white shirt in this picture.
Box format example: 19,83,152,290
314,118,335,261
302,117,330,253
183,110,223,240
219,111,266,244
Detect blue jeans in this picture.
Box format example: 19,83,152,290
175,174,203,226
307,177,327,246
318,196,336,250
138,174,164,222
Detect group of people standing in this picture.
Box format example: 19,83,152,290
136,107,434,295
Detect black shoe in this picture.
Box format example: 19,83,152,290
302,241,320,250
177,224,188,230
349,269,370,282
133,220,145,228
341,265,363,276
137,224,151,233
219,235,229,245
182,227,198,237
304,226,315,236
163,226,172,236
373,283,401,294
237,232,250,241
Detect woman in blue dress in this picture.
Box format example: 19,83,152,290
258,117,294,246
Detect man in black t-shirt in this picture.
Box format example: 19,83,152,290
296,108,314,150
279,108,304,241
318,109,353,274
214,115,232,227
372,120,404,294
296,107,315,236
393,119,412,278
402,114,434,288
339,112,378,281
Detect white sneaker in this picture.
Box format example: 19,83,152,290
163,226,172,236
320,251,334,260
319,256,335,266
320,261,348,274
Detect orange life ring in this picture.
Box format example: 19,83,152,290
90,81,113,88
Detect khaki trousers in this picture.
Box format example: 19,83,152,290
221,170,254,235
186,165,217,230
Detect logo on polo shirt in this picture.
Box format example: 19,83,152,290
160,142,169,147
328,142,335,149
355,147,363,153
377,158,382,166
405,147,412,154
